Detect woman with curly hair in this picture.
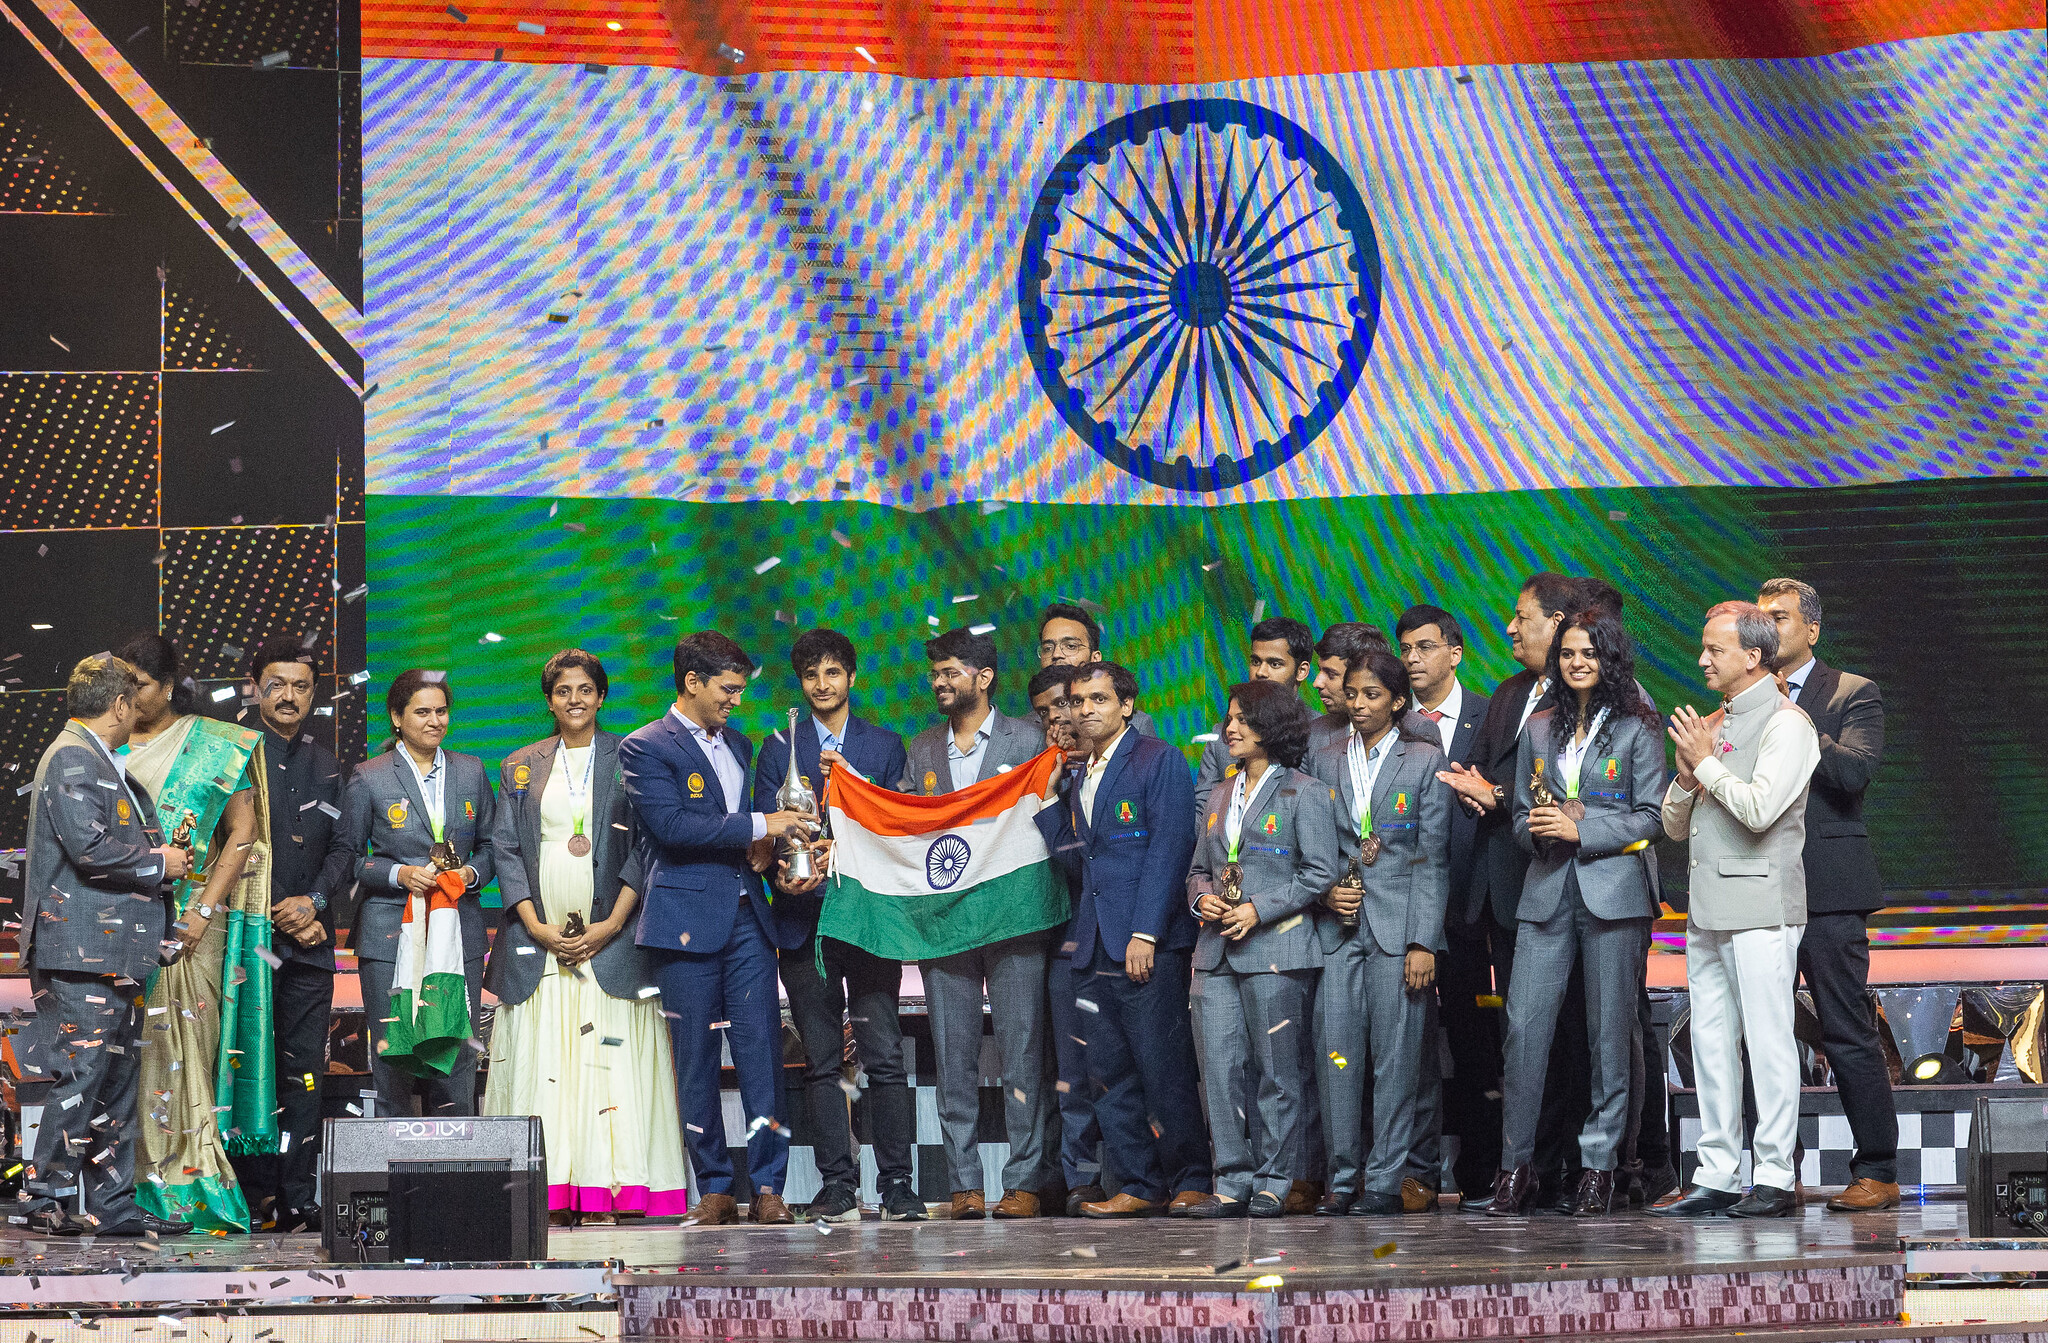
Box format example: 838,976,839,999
1179,680,1341,1219
1487,608,1666,1217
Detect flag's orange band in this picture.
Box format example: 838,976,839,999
832,747,1063,836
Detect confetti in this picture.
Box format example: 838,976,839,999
753,555,782,574
1212,1258,1242,1274
830,529,853,548
517,19,544,33
446,3,466,17
1062,1245,1097,1258
210,686,237,703
255,50,288,68
1248,1275,1283,1290
717,40,743,61
854,44,875,63
1266,1018,1292,1034
211,420,235,434
480,632,506,644
1374,1241,1397,1258
1202,560,1224,571
1328,1052,1348,1069
48,335,70,352
1251,599,1266,622
1075,998,1098,1014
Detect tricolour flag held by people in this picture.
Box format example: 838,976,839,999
818,749,1068,962
377,871,473,1078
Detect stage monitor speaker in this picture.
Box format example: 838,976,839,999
319,1116,547,1262
1967,1095,2048,1237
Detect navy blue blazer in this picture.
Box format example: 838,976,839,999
752,712,908,946
1036,728,1199,965
620,711,799,956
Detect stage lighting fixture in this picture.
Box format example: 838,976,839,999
1907,1052,1968,1085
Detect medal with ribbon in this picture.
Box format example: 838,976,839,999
561,739,595,858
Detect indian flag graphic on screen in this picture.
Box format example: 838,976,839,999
819,748,1069,962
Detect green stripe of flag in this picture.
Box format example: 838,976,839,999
818,863,1069,963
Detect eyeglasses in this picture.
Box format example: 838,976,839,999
1038,637,1090,656
1399,640,1450,658
931,668,975,684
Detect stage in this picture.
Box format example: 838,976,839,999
6,1198,2046,1342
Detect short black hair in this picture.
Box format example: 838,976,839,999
1758,577,1823,624
1314,622,1389,669
385,669,451,720
1576,575,1625,617
925,627,998,686
248,635,320,685
542,648,609,700
1394,604,1464,648
67,654,139,720
1228,679,1314,770
1343,648,1414,716
791,628,858,678
1521,572,1582,620
1249,616,1316,670
1026,665,1074,701
113,632,197,714
1072,660,1138,709
673,631,754,693
1037,602,1102,651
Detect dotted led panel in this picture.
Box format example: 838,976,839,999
0,373,159,529
159,525,338,681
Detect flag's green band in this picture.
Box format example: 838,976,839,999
818,864,1070,963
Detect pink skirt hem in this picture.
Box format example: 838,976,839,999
549,1184,690,1215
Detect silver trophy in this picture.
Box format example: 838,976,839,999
778,707,821,882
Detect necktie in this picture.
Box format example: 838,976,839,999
1417,707,1445,721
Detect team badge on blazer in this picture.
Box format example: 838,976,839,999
1604,757,1619,781
463,799,475,820
387,800,408,827
116,798,132,824
513,763,531,793
1117,799,1133,823
923,770,938,795
687,772,706,799
1261,813,1279,835
1394,792,1408,815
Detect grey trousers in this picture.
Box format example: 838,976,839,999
359,955,485,1117
1196,966,1317,1202
1500,879,1648,1172
1314,935,1432,1196
24,970,145,1227
923,930,1056,1194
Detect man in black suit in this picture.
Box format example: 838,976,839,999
753,629,918,1225
1036,603,1157,739
233,636,356,1232
1395,605,1493,1199
1758,578,1897,1211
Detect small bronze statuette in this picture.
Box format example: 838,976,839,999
1219,862,1244,907
1331,856,1364,930
169,808,204,880
428,838,460,872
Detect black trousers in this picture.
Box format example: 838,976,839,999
1437,916,1509,1192
24,970,144,1227
230,958,334,1217
1799,912,1898,1182
779,934,914,1191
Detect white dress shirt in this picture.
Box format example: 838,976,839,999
1345,727,1392,834
1780,656,1815,704
1412,678,1464,754
1514,675,1551,739
1079,723,1128,826
945,707,993,792
671,706,767,841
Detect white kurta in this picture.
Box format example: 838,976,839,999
483,747,689,1215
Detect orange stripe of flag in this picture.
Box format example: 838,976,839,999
832,747,1064,836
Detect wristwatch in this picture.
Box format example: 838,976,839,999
308,891,329,913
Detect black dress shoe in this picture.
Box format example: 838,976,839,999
1064,1185,1107,1218
1459,1189,1497,1213
1349,1190,1403,1216
1247,1191,1285,1219
1565,1169,1615,1217
27,1209,83,1237
1647,1186,1743,1217
1727,1184,1800,1219
1484,1166,1536,1218
1314,1191,1356,1217
102,1212,194,1237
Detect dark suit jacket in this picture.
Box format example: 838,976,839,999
1036,728,1199,964
21,722,172,983
1407,686,1490,927
341,748,497,965
1793,659,1885,915
1466,669,1553,929
485,731,655,1006
621,711,799,955
898,707,1044,795
752,713,907,946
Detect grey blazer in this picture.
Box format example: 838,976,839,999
898,707,1045,795
340,748,497,966
1305,731,1453,957
1187,764,1342,974
1513,709,1665,924
483,731,655,1007
20,722,173,983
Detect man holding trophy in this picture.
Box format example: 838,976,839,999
751,630,916,1224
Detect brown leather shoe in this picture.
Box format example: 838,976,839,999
1826,1177,1901,1211
1080,1191,1168,1218
1564,1168,1615,1217
992,1189,1041,1219
1400,1177,1440,1213
748,1192,794,1225
950,1190,987,1220
1167,1191,1211,1216
1283,1179,1323,1216
681,1193,738,1226
1484,1165,1535,1217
